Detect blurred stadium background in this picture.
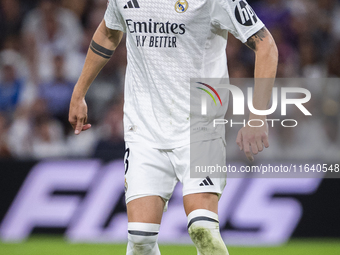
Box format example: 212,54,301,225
0,0,339,254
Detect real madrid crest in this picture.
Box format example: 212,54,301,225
175,0,188,13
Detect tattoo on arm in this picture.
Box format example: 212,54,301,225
245,27,268,51
90,40,114,59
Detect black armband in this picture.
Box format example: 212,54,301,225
90,40,114,59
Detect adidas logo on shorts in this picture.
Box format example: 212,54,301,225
124,0,140,9
199,176,214,186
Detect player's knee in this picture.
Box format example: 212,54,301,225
187,209,229,255
127,222,160,255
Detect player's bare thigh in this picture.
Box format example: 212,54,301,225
183,192,219,216
127,195,165,224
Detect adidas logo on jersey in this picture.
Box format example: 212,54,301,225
199,176,214,186
124,0,140,9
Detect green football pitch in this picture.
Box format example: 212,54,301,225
1,237,340,255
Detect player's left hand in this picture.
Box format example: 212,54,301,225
236,120,269,162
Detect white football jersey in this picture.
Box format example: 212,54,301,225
104,0,264,148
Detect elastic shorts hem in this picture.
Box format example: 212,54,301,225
183,189,223,199
126,194,170,212
126,193,169,204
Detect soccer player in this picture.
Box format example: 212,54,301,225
69,0,278,254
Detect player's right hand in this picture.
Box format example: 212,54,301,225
68,96,92,135
236,120,269,162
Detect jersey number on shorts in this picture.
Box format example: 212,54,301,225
124,148,130,174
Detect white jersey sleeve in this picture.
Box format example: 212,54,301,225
211,0,264,43
104,0,126,32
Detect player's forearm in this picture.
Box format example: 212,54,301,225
254,36,278,79
247,28,278,118
251,49,278,117
72,20,123,99
73,51,109,98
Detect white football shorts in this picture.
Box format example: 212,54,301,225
124,138,227,207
